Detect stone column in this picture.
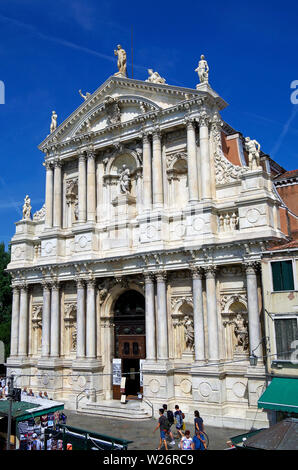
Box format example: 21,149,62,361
142,132,152,209
53,160,62,228
87,150,96,222
76,279,86,359
86,279,96,358
245,262,262,359
191,267,205,361
78,153,87,223
10,286,20,356
44,161,54,228
41,282,51,357
50,281,60,357
156,271,168,360
144,273,156,360
152,129,164,207
18,284,28,356
186,119,199,203
205,266,219,361
199,113,211,200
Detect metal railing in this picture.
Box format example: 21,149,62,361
75,388,96,412
142,397,154,417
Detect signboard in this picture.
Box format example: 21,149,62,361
112,359,122,385
140,359,144,387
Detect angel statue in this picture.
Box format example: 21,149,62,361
79,89,91,101
146,69,166,84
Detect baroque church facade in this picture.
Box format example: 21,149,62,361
6,55,288,429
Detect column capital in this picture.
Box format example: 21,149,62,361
155,270,167,282
53,158,62,169
19,281,28,291
75,277,86,288
189,265,204,279
44,160,54,171
144,271,155,283
197,111,211,127
152,126,161,139
244,261,261,275
86,278,96,288
78,151,87,162
142,130,152,143
87,149,96,160
184,116,196,129
205,265,217,279
11,284,20,292
51,279,60,291
41,279,51,290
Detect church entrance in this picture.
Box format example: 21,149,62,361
113,290,145,399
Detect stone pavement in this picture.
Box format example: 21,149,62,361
64,409,246,450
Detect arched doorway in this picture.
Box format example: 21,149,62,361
113,290,145,398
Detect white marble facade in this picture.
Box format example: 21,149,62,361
7,75,286,429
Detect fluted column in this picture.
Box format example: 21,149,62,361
18,284,28,356
50,281,60,357
191,266,205,361
10,286,20,356
144,273,156,360
205,266,219,361
142,132,152,209
245,262,262,359
186,119,199,203
76,279,86,359
44,161,54,228
53,160,62,228
78,153,87,223
41,282,51,357
87,150,96,222
152,129,164,207
199,113,211,200
86,279,96,358
156,271,168,360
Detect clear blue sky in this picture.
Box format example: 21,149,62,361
0,0,298,247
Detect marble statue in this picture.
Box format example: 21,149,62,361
146,69,166,84
50,110,57,134
22,195,32,220
195,55,209,84
245,137,261,170
119,164,131,194
114,44,127,77
79,89,91,100
183,315,194,350
225,314,249,353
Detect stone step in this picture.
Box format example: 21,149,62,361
78,402,152,420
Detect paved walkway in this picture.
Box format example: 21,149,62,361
64,409,246,450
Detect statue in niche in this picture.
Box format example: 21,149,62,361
245,137,261,170
50,110,57,134
119,164,131,194
195,55,209,84
183,315,194,350
22,195,32,220
114,44,127,76
79,89,91,100
225,314,249,353
146,69,166,84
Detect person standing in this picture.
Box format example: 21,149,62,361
153,409,169,450
194,410,204,434
174,405,184,438
162,404,176,446
180,430,193,450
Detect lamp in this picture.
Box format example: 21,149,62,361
249,353,258,366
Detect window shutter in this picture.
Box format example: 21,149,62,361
272,262,282,291
281,261,294,291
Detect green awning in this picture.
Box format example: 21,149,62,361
258,378,298,413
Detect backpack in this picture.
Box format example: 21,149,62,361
167,410,174,424
181,412,185,420
161,415,170,430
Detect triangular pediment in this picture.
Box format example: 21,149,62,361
39,75,227,152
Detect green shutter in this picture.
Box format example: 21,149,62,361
272,261,294,291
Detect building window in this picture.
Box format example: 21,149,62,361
274,318,298,360
271,261,295,291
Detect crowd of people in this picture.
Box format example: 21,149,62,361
154,404,207,450
0,378,52,401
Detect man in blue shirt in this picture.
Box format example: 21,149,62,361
192,431,207,450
